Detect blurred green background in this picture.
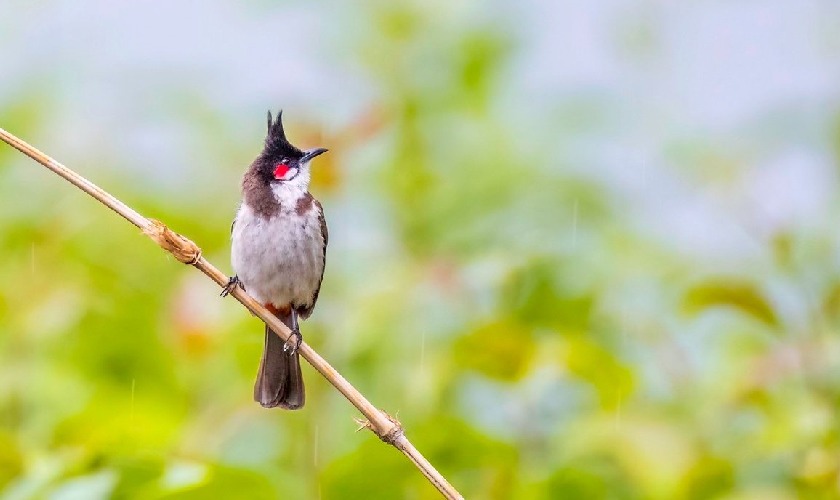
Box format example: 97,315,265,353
2,1,840,498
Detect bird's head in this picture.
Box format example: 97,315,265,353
257,110,327,190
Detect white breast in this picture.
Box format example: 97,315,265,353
230,200,325,308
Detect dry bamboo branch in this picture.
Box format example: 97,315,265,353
0,127,463,500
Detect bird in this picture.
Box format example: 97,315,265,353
223,111,329,410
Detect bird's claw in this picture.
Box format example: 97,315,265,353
283,329,303,355
220,275,242,297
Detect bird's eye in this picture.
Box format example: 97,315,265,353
281,157,290,164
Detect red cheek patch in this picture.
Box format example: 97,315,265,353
273,164,290,179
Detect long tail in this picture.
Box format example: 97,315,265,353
253,313,305,409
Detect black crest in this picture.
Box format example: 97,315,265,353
264,110,302,159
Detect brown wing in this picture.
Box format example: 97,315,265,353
296,199,328,320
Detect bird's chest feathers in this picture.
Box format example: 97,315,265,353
231,194,325,306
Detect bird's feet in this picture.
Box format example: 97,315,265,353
220,275,243,297
283,329,303,355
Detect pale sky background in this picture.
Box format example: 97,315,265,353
2,0,838,264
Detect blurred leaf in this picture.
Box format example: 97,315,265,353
821,281,840,321
321,437,422,499
456,32,510,110
0,432,23,488
454,319,535,381
413,417,520,499
110,456,166,498
160,465,275,499
503,260,593,330
682,279,778,327
562,337,634,409
683,454,734,500
545,459,639,500
771,232,794,270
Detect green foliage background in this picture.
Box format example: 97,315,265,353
2,1,840,498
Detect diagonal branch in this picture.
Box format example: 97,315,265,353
0,127,463,500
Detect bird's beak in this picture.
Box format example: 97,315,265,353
301,147,328,164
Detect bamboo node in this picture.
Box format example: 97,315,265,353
354,412,404,445
143,219,202,265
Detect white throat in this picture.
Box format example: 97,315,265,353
270,167,311,209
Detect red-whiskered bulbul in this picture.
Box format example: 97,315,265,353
223,111,328,410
